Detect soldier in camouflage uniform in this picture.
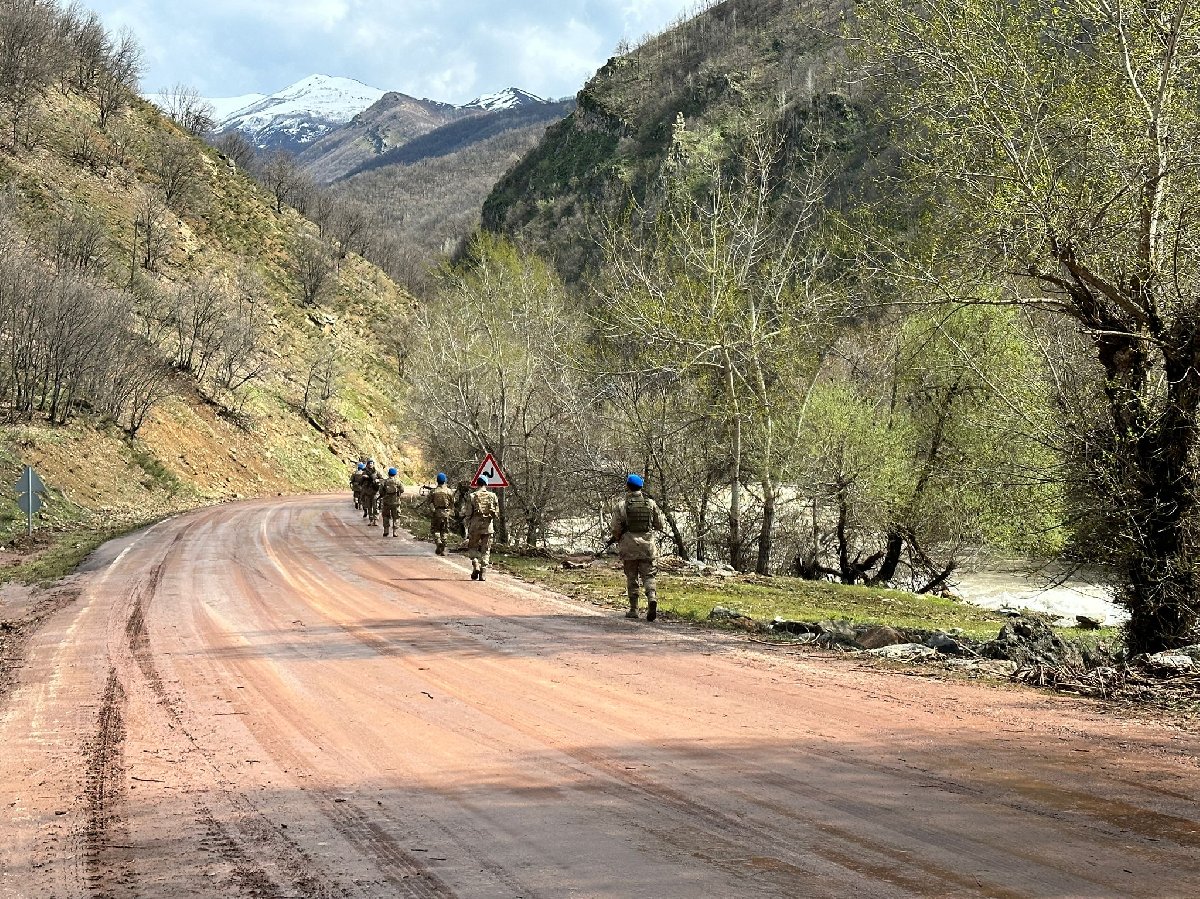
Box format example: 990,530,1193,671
467,477,499,581
609,474,667,620
452,480,472,538
423,472,455,555
360,460,382,527
379,467,405,537
350,462,366,509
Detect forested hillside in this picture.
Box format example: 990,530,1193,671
335,104,573,276
0,0,414,541
482,0,864,280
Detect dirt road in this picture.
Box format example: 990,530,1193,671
1,496,1198,898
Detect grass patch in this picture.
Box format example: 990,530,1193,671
399,507,1120,646
1,527,122,586
128,442,182,494
493,553,1121,645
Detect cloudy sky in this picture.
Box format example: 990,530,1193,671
85,0,702,103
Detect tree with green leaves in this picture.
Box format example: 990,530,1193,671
856,0,1200,651
406,232,596,546
595,121,839,573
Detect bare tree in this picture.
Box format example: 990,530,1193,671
255,150,304,213
0,0,60,148
290,235,334,305
95,26,141,129
148,129,201,209
213,130,256,171
158,82,215,136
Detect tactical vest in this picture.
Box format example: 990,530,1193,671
383,479,402,496
472,490,497,519
430,489,453,510
624,494,654,533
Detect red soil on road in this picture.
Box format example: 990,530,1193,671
1,495,1197,897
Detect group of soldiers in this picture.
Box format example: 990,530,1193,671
349,461,501,581
349,460,407,537
348,461,666,616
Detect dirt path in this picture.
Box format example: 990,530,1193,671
0,496,1197,898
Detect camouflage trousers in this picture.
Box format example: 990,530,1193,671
623,558,657,604
467,531,492,571
362,494,379,524
430,512,451,551
381,502,400,535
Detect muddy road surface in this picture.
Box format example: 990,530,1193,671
1,496,1198,898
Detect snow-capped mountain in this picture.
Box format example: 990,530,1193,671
212,75,387,153
461,87,548,112
210,76,555,157
206,93,268,121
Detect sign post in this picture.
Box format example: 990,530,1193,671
14,466,46,537
472,453,509,488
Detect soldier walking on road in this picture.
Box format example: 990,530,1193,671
360,460,381,527
380,467,405,537
350,462,366,509
467,477,499,581
424,472,455,555
609,474,667,621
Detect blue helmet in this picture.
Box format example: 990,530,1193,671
436,472,447,485
627,473,644,490
388,467,398,476
357,463,365,470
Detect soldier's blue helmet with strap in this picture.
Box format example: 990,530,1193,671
627,473,644,490
388,467,398,476
357,463,365,470
436,472,447,485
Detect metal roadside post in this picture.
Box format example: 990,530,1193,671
14,465,47,537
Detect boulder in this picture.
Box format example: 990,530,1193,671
980,616,1084,669
856,625,906,650
1142,652,1196,674
771,618,822,635
864,643,937,661
1175,644,1200,662
1075,615,1104,630
925,633,964,655
709,606,752,622
817,620,859,649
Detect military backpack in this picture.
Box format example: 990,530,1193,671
472,490,498,520
624,494,654,534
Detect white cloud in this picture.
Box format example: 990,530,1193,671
84,0,699,102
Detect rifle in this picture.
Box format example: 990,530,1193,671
596,531,621,558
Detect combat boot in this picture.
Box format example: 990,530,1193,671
471,568,480,580
625,598,639,619
646,599,658,622
478,569,486,581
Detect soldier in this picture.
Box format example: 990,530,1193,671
609,473,667,621
379,467,405,537
466,476,499,581
423,472,455,555
360,460,381,527
350,462,366,509
453,480,473,538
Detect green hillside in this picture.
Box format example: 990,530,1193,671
481,0,871,280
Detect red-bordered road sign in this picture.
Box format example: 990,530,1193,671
473,453,509,488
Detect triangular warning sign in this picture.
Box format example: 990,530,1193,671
473,452,509,488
